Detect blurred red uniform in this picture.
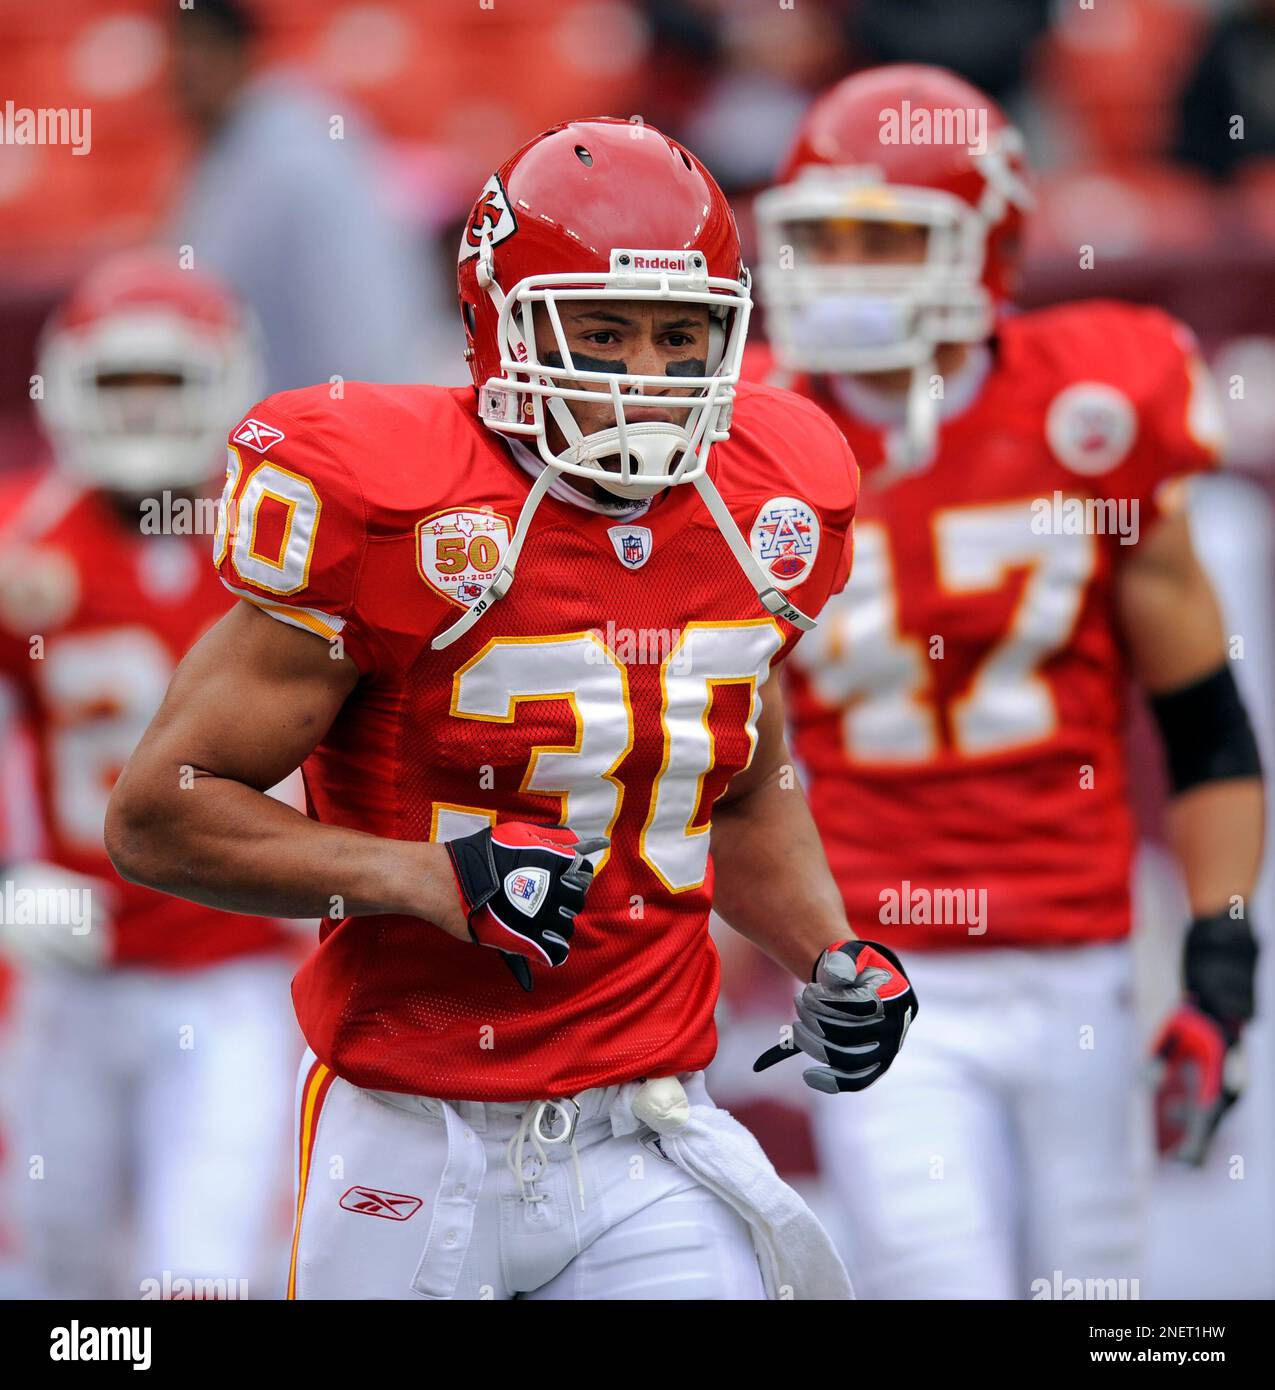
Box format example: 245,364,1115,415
0,254,298,1300
0,467,291,967
216,378,856,1101
754,300,1218,952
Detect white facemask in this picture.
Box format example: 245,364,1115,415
790,292,919,358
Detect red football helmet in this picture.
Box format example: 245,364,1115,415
457,118,752,499
37,252,261,493
437,120,816,651
755,65,1034,378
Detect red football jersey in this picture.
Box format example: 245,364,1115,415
755,301,1220,951
0,467,292,969
215,382,856,1099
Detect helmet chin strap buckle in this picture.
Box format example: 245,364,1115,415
487,565,515,601
690,473,818,634
430,560,517,651
758,586,817,632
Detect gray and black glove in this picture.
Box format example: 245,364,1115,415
754,939,918,1093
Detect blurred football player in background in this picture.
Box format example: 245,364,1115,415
0,254,300,1297
747,65,1264,1298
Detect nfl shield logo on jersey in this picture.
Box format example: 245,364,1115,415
750,496,821,590
416,509,513,607
608,525,653,570
504,867,550,917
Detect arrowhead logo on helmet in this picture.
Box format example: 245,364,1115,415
459,174,517,260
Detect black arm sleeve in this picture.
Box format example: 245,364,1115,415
1150,662,1262,794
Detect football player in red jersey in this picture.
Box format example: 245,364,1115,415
747,66,1264,1297
106,119,917,1301
0,254,300,1296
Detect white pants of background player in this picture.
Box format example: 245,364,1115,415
7,954,298,1298
290,1058,768,1300
814,941,1142,1298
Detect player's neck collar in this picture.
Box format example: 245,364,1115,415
824,343,992,429
503,438,654,519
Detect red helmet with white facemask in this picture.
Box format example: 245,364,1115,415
37,253,261,494
436,119,811,651
458,117,752,500
755,65,1033,465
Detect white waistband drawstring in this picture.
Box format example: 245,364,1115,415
505,1098,586,1210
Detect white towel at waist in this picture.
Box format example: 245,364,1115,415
610,1074,854,1301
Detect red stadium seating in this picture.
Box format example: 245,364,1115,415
1026,164,1220,260
0,0,648,259
1033,0,1206,164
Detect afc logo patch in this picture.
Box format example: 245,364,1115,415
750,496,820,590
607,524,653,570
416,508,512,608
1045,382,1138,477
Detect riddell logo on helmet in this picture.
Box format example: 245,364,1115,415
615,250,693,274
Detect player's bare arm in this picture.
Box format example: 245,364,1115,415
105,601,467,935
713,667,918,1093
1117,508,1264,912
710,670,850,979
1117,505,1264,1161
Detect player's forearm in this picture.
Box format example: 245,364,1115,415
106,768,462,930
1168,778,1265,918
710,762,851,979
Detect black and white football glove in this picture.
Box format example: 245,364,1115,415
446,823,606,991
754,939,917,1093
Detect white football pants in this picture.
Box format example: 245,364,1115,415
7,953,298,1298
289,1056,767,1300
813,942,1143,1298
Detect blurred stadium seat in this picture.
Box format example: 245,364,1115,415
0,0,650,264
1234,158,1275,245
1033,0,1206,164
0,2,186,263
1027,163,1219,259
0,0,1273,1308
